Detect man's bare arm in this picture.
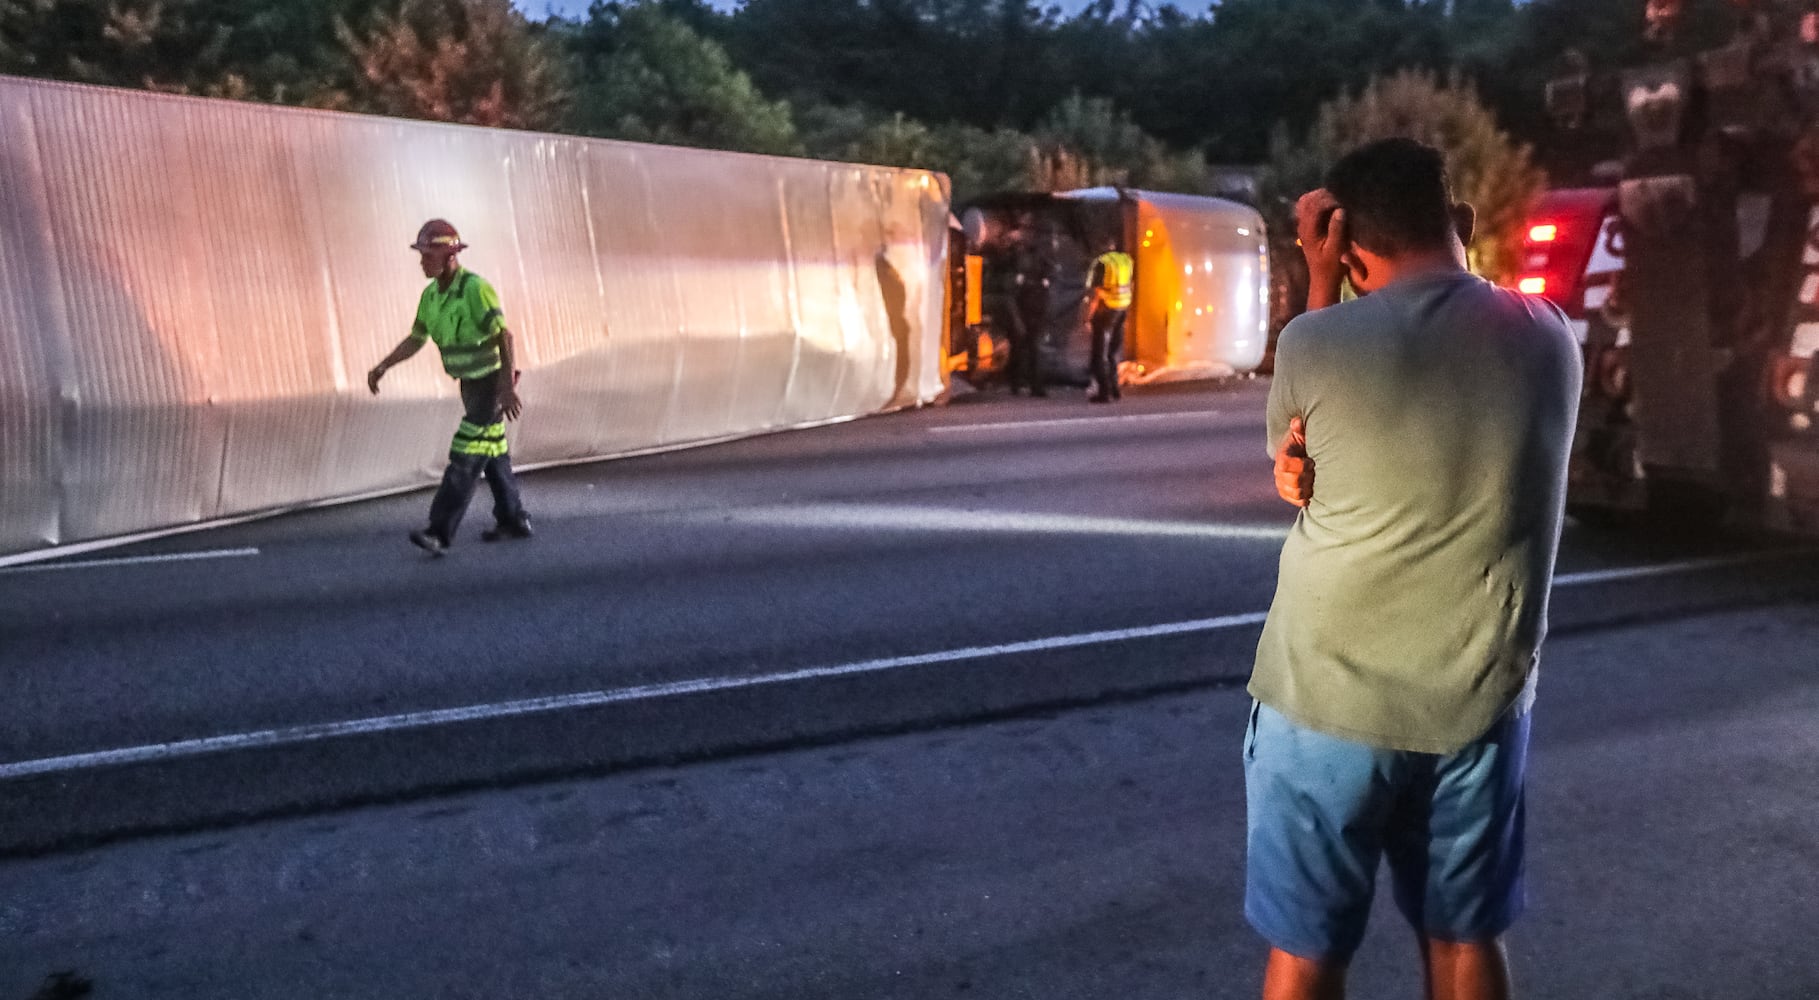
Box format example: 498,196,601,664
367,336,425,394
495,329,522,421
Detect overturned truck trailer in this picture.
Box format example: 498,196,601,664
0,75,951,560
955,188,1269,385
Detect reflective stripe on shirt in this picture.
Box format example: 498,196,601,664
412,268,507,379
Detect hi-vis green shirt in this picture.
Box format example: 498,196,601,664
410,268,507,380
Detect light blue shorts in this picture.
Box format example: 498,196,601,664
1242,700,1529,962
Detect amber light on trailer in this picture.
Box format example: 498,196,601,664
1770,356,1812,409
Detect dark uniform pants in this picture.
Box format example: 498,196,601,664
1089,303,1127,400
1009,287,1047,394
427,376,526,542
1004,301,1047,392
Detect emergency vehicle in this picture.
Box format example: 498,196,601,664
1513,188,1819,533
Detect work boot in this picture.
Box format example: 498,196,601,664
481,517,534,543
408,528,449,556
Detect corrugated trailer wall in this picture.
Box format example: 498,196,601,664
0,75,950,558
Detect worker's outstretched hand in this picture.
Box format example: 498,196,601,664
366,365,386,395
1274,415,1314,508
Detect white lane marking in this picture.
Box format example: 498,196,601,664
727,504,1291,542
0,611,1272,780
1,548,1804,780
0,547,260,575
1553,551,1811,588
929,410,1245,433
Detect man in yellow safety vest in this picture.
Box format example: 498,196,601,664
367,219,533,556
1086,240,1134,403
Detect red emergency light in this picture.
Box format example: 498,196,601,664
1506,188,1616,318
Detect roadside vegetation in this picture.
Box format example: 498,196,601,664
0,0,1730,284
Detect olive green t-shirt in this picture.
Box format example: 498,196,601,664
1251,271,1583,754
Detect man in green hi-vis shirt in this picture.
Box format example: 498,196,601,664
368,219,533,556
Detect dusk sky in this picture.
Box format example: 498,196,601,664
517,0,601,18
517,0,741,16
517,0,1119,18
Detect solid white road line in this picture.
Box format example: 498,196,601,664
928,410,1242,434
728,504,1291,542
0,611,1271,780
1,549,1804,780
0,547,261,575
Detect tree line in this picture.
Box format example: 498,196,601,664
0,0,1739,278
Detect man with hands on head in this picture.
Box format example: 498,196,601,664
1247,139,1582,1000
368,219,533,556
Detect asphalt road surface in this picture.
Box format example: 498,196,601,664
2,379,1817,997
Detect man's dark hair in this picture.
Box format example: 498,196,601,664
1323,138,1456,257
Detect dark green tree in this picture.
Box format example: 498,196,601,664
329,0,568,130
216,0,365,102
0,0,1700,200
561,2,800,155
1029,93,1208,192
797,101,1033,199
723,0,896,113
1185,0,1454,163
0,0,362,100
1264,67,1546,317
724,0,1069,132
1,0,232,90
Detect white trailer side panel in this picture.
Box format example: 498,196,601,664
0,75,950,558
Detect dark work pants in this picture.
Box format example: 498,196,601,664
1007,296,1045,394
1089,305,1127,400
426,376,526,543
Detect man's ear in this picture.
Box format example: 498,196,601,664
1450,202,1477,246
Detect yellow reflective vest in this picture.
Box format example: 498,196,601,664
1094,251,1134,310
